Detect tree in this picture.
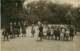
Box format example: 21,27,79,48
26,1,71,24
1,0,24,28
70,7,80,31
26,0,49,23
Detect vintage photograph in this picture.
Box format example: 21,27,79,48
1,0,80,51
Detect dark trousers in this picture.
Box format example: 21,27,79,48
4,35,9,41
39,32,43,41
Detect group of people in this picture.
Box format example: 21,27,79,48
2,21,76,41
31,23,76,41
2,21,26,41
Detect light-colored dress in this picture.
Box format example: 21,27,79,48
60,28,65,37
43,27,48,36
51,29,53,35
66,30,70,37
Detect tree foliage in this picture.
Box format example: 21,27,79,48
26,1,72,24
1,0,24,28
25,0,80,31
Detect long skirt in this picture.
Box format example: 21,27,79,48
38,32,43,37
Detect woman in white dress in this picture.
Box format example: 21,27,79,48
31,24,35,37
50,28,54,40
60,27,66,40
65,28,70,40
43,25,48,39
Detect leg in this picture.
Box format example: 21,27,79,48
71,36,74,40
55,36,57,40
58,35,60,40
6,35,9,41
4,35,6,41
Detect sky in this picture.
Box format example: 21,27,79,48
23,0,80,8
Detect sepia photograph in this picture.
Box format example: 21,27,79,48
1,0,80,51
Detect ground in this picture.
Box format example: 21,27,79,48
1,26,80,51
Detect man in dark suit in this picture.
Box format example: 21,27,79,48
38,24,43,41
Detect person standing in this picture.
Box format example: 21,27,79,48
69,25,74,40
51,26,54,40
43,25,48,39
13,22,17,38
38,24,43,41
65,28,70,40
47,27,51,40
57,26,61,40
9,22,14,38
21,21,26,37
60,27,66,40
2,27,9,41
16,22,20,37
54,26,57,40
22,26,26,37
31,24,35,37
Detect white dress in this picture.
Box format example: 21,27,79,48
66,30,70,37
60,28,65,37
51,29,53,35
43,27,47,36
